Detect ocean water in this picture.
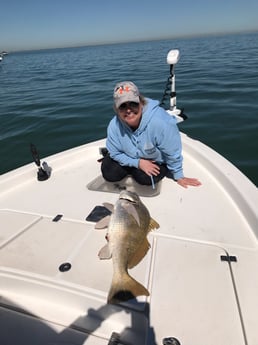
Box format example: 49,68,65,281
0,32,257,186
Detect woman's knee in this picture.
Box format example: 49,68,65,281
132,164,168,185
101,156,128,182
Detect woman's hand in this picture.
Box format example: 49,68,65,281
139,159,160,176
177,177,202,188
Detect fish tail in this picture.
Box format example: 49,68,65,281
108,272,149,304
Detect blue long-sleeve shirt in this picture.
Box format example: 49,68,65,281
106,98,184,180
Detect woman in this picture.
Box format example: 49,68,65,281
101,81,201,188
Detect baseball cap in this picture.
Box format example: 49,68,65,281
113,81,140,108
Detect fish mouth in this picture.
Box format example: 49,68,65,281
119,190,139,204
119,195,137,204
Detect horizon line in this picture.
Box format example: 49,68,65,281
4,28,258,54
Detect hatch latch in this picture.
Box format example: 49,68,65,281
220,255,237,262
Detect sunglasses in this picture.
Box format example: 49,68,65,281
118,102,140,112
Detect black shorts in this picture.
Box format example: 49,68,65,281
101,154,168,186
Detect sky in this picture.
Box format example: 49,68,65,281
1,0,258,52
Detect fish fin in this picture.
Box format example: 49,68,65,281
127,238,150,269
148,218,160,231
95,215,111,229
103,202,114,213
108,272,149,304
123,204,140,226
98,244,112,259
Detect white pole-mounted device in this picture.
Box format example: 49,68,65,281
167,49,180,111
167,49,180,65
165,49,186,122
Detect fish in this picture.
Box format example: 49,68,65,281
97,190,159,304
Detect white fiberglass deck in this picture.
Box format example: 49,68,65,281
0,134,257,345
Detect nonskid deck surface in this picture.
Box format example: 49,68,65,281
0,136,257,344
1,136,256,247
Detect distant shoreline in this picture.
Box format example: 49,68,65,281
5,29,258,54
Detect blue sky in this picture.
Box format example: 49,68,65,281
1,0,258,52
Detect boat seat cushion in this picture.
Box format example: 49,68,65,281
87,175,161,197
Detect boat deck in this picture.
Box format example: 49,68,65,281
0,134,257,345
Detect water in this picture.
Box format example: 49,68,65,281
1,32,257,186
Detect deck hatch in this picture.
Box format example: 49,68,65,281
149,236,245,344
